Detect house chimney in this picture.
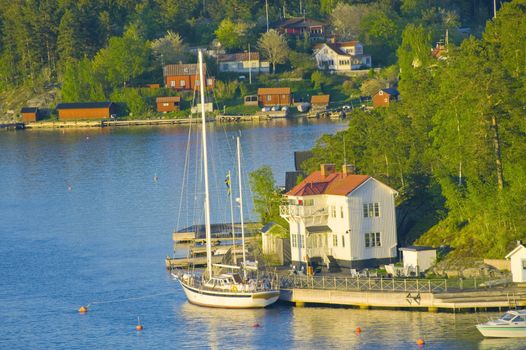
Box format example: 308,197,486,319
320,164,335,177
342,164,355,177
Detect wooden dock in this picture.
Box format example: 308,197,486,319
280,288,526,311
278,275,526,311
0,122,25,130
166,255,224,269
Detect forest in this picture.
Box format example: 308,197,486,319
0,0,501,109
303,1,526,259
1,0,524,259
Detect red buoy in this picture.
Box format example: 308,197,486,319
355,327,362,333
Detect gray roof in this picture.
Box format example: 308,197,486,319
399,246,436,252
163,63,207,77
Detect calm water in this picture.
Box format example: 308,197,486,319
0,119,519,349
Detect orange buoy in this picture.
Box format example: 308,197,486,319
355,327,362,333
78,306,88,313
136,316,143,331
416,338,425,346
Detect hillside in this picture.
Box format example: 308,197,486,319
302,1,526,259
0,0,501,117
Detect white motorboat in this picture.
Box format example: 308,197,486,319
476,309,526,338
173,50,280,309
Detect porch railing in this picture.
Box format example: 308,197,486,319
279,275,509,293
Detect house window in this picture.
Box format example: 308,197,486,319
170,80,176,87
375,232,381,247
333,234,338,247
340,206,344,218
195,80,199,87
207,79,213,86
522,259,526,270
342,236,345,248
299,234,305,248
266,95,272,101
292,234,297,248
331,206,336,217
163,103,169,107
180,80,186,87
304,199,314,206
374,203,380,217
363,203,380,217
365,232,382,248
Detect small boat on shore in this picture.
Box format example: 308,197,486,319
476,310,526,338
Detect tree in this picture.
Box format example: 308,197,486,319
151,31,188,65
330,3,372,40
92,25,151,89
248,166,286,226
57,9,80,63
214,19,250,51
257,30,289,74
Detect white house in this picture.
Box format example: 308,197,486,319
399,246,437,274
217,52,270,74
314,41,372,71
505,243,526,283
280,164,398,270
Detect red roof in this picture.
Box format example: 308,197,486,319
287,171,370,196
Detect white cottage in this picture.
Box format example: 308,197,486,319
314,41,372,72
399,246,437,273
280,164,398,270
505,243,526,283
217,52,270,74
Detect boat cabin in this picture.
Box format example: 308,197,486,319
204,273,243,290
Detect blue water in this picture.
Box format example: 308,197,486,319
0,120,521,349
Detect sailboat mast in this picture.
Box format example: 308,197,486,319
228,170,237,264
198,50,213,278
236,137,247,267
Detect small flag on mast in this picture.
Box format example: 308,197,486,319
225,173,231,195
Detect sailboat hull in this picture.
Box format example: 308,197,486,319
178,279,280,308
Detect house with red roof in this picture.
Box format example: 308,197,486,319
280,164,398,270
314,41,372,71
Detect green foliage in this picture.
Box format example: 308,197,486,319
215,80,239,100
303,0,526,259
257,30,289,74
215,19,250,51
92,25,151,89
248,166,287,227
110,88,151,117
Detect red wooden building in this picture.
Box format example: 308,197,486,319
257,87,292,107
372,88,399,108
20,107,39,122
56,102,115,120
310,95,330,110
156,96,181,113
163,64,214,90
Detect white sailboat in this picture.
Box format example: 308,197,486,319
173,50,280,308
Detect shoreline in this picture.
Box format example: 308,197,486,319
1,113,332,130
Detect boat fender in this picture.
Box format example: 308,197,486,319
231,285,238,292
